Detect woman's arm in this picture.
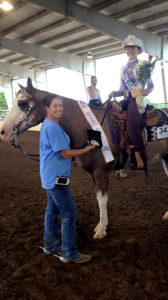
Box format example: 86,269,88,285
60,145,96,159
87,86,93,98
146,78,154,95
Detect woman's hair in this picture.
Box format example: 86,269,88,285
43,93,63,107
91,76,97,83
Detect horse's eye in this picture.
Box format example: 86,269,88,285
18,101,27,110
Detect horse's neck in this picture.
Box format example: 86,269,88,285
33,88,48,102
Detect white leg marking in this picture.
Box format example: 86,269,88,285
94,191,108,239
162,211,168,221
162,159,168,176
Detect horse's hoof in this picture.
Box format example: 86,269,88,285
115,169,127,178
162,211,168,221
93,232,106,239
93,224,100,233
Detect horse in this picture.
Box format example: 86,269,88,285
1,78,168,238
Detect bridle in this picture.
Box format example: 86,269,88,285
12,90,39,161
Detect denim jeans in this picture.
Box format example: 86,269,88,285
44,185,79,260
89,99,101,107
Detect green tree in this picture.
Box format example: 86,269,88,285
0,91,8,110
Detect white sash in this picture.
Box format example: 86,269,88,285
123,71,135,91
78,101,114,163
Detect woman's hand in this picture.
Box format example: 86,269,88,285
141,89,147,96
60,144,96,159
85,145,96,151
108,91,114,100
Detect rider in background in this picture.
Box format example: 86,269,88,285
108,34,154,170
87,76,102,107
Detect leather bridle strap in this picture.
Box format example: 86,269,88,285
12,125,39,161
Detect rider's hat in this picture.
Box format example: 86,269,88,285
123,35,144,54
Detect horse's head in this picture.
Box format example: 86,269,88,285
0,78,46,143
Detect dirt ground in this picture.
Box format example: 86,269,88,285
1,131,168,300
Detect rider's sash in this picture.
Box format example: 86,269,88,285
122,71,135,91
78,101,114,163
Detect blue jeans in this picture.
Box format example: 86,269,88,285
89,99,101,107
44,185,79,260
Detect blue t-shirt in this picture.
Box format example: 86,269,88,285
40,119,71,189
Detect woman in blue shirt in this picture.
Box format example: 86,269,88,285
40,93,95,263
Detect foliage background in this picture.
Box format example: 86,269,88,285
0,91,8,110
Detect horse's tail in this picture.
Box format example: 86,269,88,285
127,98,147,176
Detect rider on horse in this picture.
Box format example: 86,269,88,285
108,34,154,170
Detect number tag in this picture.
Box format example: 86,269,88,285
157,126,168,139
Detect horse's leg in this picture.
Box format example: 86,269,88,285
162,154,168,176
92,167,109,239
161,154,168,220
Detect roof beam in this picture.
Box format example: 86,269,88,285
131,11,168,26
20,18,71,41
8,55,31,64
158,30,168,37
91,0,123,11
148,23,168,33
0,36,95,75
0,60,46,80
68,38,118,54
77,42,122,56
112,0,167,19
0,51,15,60
37,25,87,46
0,10,50,37
23,0,167,59
52,33,103,50
21,59,43,67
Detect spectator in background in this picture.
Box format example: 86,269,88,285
87,76,102,107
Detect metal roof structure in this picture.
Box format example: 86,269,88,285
0,0,168,79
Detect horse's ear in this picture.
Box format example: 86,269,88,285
18,83,24,90
27,77,33,90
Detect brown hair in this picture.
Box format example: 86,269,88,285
43,93,63,107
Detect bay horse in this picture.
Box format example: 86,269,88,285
1,78,168,238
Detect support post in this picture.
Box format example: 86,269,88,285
161,38,168,105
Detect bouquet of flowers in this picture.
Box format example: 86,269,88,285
132,55,157,113
135,55,157,87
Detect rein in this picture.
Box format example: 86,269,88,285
12,127,39,161
100,99,110,125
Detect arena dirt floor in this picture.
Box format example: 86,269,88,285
1,131,168,300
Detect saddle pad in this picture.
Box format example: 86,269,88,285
146,108,168,141
145,107,168,127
